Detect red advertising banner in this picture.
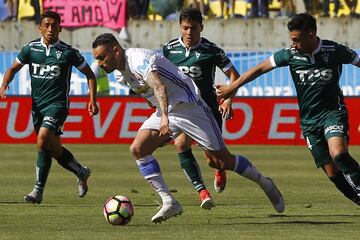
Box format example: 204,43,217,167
1,96,360,145
42,0,127,30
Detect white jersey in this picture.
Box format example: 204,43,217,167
115,48,201,111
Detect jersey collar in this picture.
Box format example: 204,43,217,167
178,36,202,57
41,37,61,56
303,37,322,64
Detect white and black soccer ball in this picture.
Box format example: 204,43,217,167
103,195,134,226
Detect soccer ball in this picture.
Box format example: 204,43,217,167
103,195,134,226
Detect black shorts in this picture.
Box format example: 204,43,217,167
302,110,349,168
32,107,68,135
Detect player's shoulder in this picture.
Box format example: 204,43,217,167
199,37,223,53
27,38,42,47
56,40,77,52
163,38,181,50
320,39,339,51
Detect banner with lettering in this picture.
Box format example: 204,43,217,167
42,0,127,30
1,97,360,144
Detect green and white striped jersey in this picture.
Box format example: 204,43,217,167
163,37,232,111
17,37,87,110
270,39,359,130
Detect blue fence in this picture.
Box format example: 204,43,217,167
1,51,360,96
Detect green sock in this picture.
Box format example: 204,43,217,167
178,149,205,192
35,151,52,193
334,152,360,185
55,147,82,177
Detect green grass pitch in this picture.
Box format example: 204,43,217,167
1,144,360,239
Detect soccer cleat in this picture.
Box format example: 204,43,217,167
151,201,183,223
199,189,215,210
77,167,91,198
264,178,285,213
24,189,43,204
214,169,227,193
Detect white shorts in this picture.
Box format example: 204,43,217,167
139,101,226,151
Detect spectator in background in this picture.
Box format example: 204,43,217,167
276,0,295,18
127,0,150,19
31,0,41,23
190,0,205,16
303,0,312,14
218,0,240,18
247,0,269,18
4,0,17,21
322,0,339,17
344,0,360,18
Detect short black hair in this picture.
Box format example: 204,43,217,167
92,33,119,48
41,10,61,24
179,7,202,25
287,13,317,33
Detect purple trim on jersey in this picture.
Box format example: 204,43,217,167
234,155,251,174
157,67,197,102
199,100,226,149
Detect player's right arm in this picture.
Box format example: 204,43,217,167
0,61,23,98
216,59,275,99
147,70,171,137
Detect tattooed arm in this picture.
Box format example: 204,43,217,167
147,71,171,136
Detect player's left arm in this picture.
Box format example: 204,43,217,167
79,64,99,116
147,70,171,136
219,66,240,120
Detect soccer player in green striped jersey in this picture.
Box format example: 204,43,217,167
163,8,240,209
0,11,99,204
216,13,360,206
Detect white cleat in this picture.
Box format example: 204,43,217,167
77,167,91,198
24,189,43,204
264,178,285,213
151,201,183,223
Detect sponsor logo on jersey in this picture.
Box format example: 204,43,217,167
320,47,335,52
195,51,201,59
169,50,183,54
293,56,308,61
32,64,61,77
178,66,202,78
324,124,344,135
296,68,333,85
30,48,44,52
44,116,59,128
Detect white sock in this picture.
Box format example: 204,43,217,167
240,165,272,192
147,175,176,204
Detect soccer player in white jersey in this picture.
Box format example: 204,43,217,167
92,33,285,223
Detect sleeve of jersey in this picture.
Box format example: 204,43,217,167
335,44,359,65
162,45,168,58
71,49,87,70
216,49,233,72
270,49,291,68
16,45,30,65
139,53,158,81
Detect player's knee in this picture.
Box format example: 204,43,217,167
129,142,144,158
36,136,47,152
174,139,191,153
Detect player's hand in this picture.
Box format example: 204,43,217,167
159,114,172,137
219,99,234,120
215,85,231,99
0,85,9,99
88,101,99,116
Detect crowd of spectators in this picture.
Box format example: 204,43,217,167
1,0,359,23
127,0,360,20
